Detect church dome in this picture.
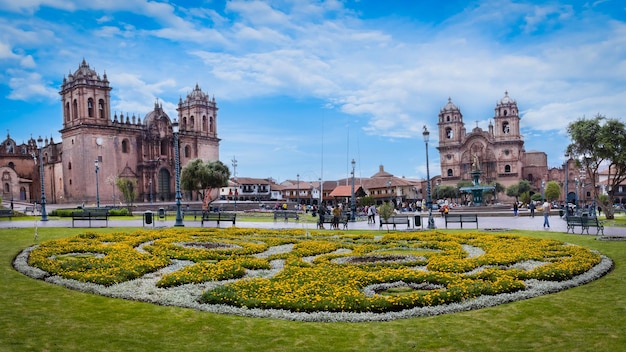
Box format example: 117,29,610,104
441,97,460,112
498,91,516,105
69,59,100,80
143,101,171,126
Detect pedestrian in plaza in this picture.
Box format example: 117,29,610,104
367,205,377,224
542,199,551,228
332,205,341,229
528,201,535,218
513,202,519,216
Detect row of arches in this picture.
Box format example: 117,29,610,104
181,115,214,133
64,98,108,121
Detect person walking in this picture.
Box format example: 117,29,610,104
513,202,519,217
542,199,551,228
529,201,535,218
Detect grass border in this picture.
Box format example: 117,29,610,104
1,227,625,351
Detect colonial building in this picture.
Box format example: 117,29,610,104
2,59,220,205
436,92,549,194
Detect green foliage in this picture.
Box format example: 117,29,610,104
457,180,473,188
181,159,230,203
377,202,394,221
108,208,130,216
567,115,626,219
116,178,137,207
531,193,543,202
520,192,530,205
506,184,519,199
358,196,375,207
545,181,561,201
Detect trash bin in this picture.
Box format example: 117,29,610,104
143,211,153,226
414,215,421,229
158,208,166,219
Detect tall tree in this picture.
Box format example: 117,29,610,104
545,181,561,202
567,115,626,219
116,178,136,209
180,159,230,206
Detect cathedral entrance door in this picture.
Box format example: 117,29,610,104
158,169,171,201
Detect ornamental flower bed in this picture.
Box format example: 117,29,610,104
14,229,612,322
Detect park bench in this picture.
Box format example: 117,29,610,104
24,206,36,215
566,216,604,235
444,214,478,229
201,212,236,227
71,208,109,228
379,215,411,230
0,209,13,220
273,210,299,221
182,208,204,220
317,214,349,229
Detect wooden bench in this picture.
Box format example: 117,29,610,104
379,215,411,230
566,216,604,235
273,210,299,221
444,214,478,229
71,209,109,228
201,212,236,227
0,209,13,220
317,214,349,229
182,208,204,220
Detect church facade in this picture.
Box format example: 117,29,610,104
1,60,220,205
436,92,550,194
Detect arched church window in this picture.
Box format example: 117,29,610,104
68,162,72,170
65,102,70,121
72,99,78,120
446,115,450,122
4,183,9,193
502,122,510,134
447,169,453,177
446,127,453,139
503,110,508,116
202,116,207,132
184,145,191,158
190,116,195,129
210,116,214,132
98,99,105,118
160,140,168,155
182,116,187,130
505,165,511,173
122,139,129,153
88,98,94,117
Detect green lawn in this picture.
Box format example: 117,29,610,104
1,227,625,352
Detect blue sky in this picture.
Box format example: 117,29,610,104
1,0,625,183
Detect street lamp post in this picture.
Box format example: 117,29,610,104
172,120,184,227
296,173,300,210
575,178,580,211
94,159,100,208
36,137,48,221
232,156,237,212
436,179,440,202
423,126,435,229
149,178,153,204
350,159,356,222
541,180,545,201
387,180,392,204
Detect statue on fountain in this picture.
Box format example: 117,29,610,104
472,153,481,171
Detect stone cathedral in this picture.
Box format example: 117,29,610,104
0,59,220,205
436,92,549,190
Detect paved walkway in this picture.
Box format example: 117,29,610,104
1,203,623,237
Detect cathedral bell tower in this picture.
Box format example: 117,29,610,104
437,98,465,181
59,59,112,129
493,91,521,141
